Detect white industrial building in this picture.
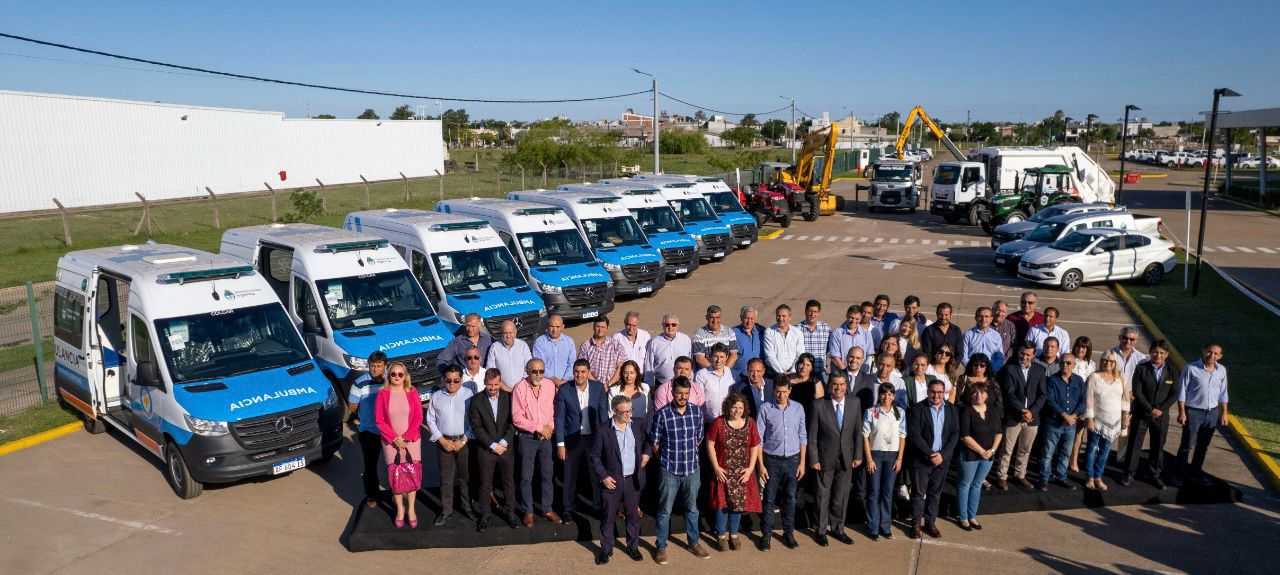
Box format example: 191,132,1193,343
0,90,445,214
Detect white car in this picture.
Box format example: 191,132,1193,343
1238,156,1280,169
1018,228,1176,291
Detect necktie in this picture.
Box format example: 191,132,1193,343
836,401,844,429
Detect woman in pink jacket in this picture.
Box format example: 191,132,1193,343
376,361,423,528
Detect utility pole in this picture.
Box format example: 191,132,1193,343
1193,88,1241,296
633,68,659,173
789,98,796,164
1085,113,1097,155
1117,104,1141,204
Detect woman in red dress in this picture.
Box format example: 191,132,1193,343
707,392,762,551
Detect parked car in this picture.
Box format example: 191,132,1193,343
1018,229,1176,291
990,202,1120,249
993,209,1159,271
1124,149,1149,161
1238,156,1280,169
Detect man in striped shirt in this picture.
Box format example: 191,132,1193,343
799,299,832,377
692,305,739,370
579,316,627,385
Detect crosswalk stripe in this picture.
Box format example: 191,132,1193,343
890,238,900,244
810,235,824,241
1200,246,1214,252
1235,246,1256,253
843,236,854,242
935,240,947,246
970,240,981,247
1216,246,1235,253
1258,247,1276,254
874,237,884,243
859,237,868,242
906,238,916,244
827,236,839,242
781,234,794,240
921,239,931,245
796,236,809,241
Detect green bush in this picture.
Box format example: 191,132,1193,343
283,189,324,222
659,130,708,155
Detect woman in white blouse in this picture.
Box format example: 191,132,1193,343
1069,336,1097,473
1084,352,1129,491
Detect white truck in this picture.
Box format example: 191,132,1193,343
930,146,1116,226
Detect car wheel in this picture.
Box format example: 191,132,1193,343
803,209,818,222
753,211,768,227
968,204,983,226
1142,263,1165,286
779,212,792,228
165,441,204,499
1060,269,1083,292
1005,210,1028,225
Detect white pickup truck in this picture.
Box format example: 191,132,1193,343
992,209,1162,270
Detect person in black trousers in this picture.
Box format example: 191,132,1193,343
907,379,958,539
590,395,650,564
554,359,610,520
466,368,519,531
346,351,388,508
807,371,863,546
1122,341,1181,488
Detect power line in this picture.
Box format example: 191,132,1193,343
658,91,790,117
0,31,649,104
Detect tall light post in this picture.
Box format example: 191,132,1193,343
1192,88,1241,296
632,68,659,173
1117,104,1141,204
780,96,796,164
1085,113,1098,155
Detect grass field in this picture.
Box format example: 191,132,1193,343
0,401,76,446
1125,261,1280,459
0,148,757,289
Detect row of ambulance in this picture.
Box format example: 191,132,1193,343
52,173,759,497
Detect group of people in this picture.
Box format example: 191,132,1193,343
346,291,1230,565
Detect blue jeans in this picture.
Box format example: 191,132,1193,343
865,450,898,533
714,509,742,536
1177,407,1220,477
1039,423,1075,483
655,469,700,550
1085,431,1113,480
956,458,994,521
762,454,799,537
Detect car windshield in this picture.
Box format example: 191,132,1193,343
1051,232,1098,253
316,270,433,330
875,166,912,181
517,228,595,267
432,247,527,294
1025,222,1066,243
934,165,960,185
706,191,746,213
581,216,647,249
1031,206,1066,222
155,303,311,384
631,206,686,234
669,198,719,222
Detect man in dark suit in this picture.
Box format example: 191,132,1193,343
994,343,1047,491
466,368,519,531
1122,340,1182,488
807,371,864,546
907,379,958,539
554,358,610,519
732,357,771,418
590,394,650,564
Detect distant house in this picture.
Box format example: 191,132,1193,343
702,115,737,135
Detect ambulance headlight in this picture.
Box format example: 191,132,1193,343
184,414,229,436
344,354,369,370
602,262,622,272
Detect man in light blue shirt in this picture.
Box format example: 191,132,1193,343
487,319,533,390
347,350,387,507
828,304,876,374
962,306,1006,370
1176,343,1229,484
532,314,575,386
756,378,808,550
427,365,475,524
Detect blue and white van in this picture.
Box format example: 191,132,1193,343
633,174,759,248
54,244,343,498
343,209,547,340
219,223,454,391
603,178,734,263
558,181,700,279
437,198,615,321
507,190,665,297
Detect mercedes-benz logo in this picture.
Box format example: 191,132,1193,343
584,286,595,297
274,416,295,435
511,316,523,329
410,357,426,371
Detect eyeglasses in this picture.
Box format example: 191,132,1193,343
390,372,407,379
465,355,481,360
1124,336,1138,341
444,378,462,385
938,351,952,357
528,369,545,374
663,323,678,327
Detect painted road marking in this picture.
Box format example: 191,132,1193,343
859,237,868,242
772,258,790,265
970,240,981,247
931,290,1116,304
1235,246,1256,253
874,237,884,243
935,240,947,246
882,262,898,270
1259,247,1276,254
1216,246,1236,253
843,236,854,242
1200,246,1214,252
906,238,916,244
796,235,809,241
5,498,181,536
921,239,931,245
811,235,824,241
760,229,785,240
890,238,900,244
781,234,794,241
827,236,839,242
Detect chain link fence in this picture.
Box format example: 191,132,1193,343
0,282,54,418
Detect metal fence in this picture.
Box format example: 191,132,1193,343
0,281,54,418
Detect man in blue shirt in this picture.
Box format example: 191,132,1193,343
1038,355,1086,491
757,377,808,550
590,395,649,564
962,306,1005,371
553,359,608,519
648,377,708,563
731,306,766,381
533,314,575,386
1176,343,1229,485
907,379,958,539
346,350,387,508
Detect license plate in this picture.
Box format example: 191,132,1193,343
742,240,752,245
675,267,688,274
637,286,653,294
995,257,1007,265
272,456,306,475
714,251,725,258
581,310,599,319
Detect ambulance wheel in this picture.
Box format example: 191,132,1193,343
165,441,204,499
82,413,105,435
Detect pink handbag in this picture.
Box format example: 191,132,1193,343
387,450,422,494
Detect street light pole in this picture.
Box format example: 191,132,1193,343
1085,114,1097,155
1117,104,1140,204
780,96,795,164
1193,88,1241,296
632,68,659,173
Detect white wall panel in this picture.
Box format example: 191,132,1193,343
0,90,444,213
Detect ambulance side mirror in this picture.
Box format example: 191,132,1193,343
137,360,162,388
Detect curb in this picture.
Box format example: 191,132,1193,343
1111,283,1280,492
760,229,785,240
0,421,81,457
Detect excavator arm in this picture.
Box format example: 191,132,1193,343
895,105,966,162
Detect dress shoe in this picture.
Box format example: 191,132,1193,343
958,520,972,531
758,538,771,551
595,552,611,565
881,530,895,539
868,532,879,541
408,518,418,529
522,513,535,528
1119,474,1134,487
655,547,669,565
433,512,451,527
624,544,643,561
476,516,489,533
831,530,853,545
1037,481,1049,492
727,534,741,551
815,533,829,547
715,534,729,551
910,526,923,539
969,520,983,530
1014,477,1034,490
507,513,520,529
1051,479,1077,491
993,477,1008,491
394,517,405,529
924,525,942,538
782,534,799,549
1152,477,1167,490
543,511,563,524
689,543,711,559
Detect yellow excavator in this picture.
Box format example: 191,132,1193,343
894,105,966,161
775,125,841,215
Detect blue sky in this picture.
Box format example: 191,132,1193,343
1,0,1275,124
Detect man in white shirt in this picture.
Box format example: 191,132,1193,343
486,320,533,390
695,344,736,422
764,304,805,376
613,310,651,366
459,344,486,393
644,313,691,386
1028,307,1070,356
1110,326,1148,395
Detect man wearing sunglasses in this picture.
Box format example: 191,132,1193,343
427,365,475,526
460,345,485,394
1007,291,1044,351
511,358,562,526
645,314,691,387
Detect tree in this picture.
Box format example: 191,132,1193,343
760,119,788,143
694,110,706,122
357,109,379,120
659,130,708,154
390,104,415,120
441,108,471,143
721,126,759,149
741,113,759,127
878,111,900,131
312,114,336,119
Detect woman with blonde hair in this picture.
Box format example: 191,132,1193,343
375,361,423,528
897,318,923,369
1068,337,1096,473
1084,352,1128,491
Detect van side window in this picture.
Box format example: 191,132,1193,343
294,279,322,334
1125,235,1151,248
411,251,440,300
963,167,980,183
499,232,524,268
262,247,292,304
130,315,156,368
54,286,86,350
1092,220,1113,228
